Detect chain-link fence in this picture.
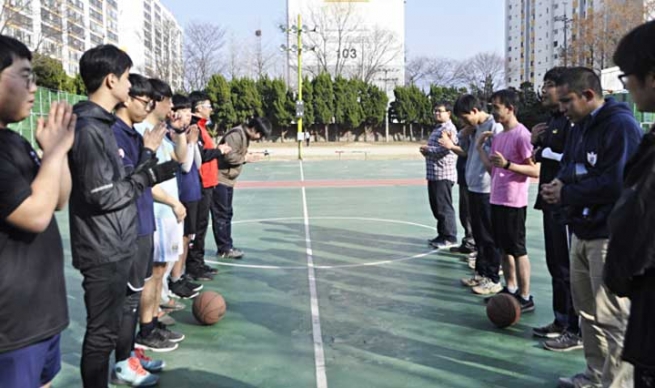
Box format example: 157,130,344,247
9,87,87,148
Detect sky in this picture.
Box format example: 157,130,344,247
160,0,506,61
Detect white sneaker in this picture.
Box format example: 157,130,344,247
467,257,476,270
461,274,483,287
112,357,159,387
471,278,503,295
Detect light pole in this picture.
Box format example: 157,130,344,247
280,15,316,160
381,68,398,143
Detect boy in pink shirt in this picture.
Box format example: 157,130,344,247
476,89,540,312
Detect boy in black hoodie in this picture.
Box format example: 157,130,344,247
532,67,581,352
69,45,177,387
606,20,655,388
541,67,642,388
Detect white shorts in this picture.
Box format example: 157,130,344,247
153,217,184,263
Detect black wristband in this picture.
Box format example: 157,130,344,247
504,161,511,170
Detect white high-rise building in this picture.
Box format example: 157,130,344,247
505,0,649,88
286,0,405,97
0,0,182,90
505,0,587,88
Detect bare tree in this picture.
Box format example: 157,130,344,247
562,0,652,70
355,26,402,84
0,0,32,35
405,55,432,85
251,31,278,79
184,21,227,90
455,52,505,92
427,58,461,86
227,33,248,80
406,56,461,87
303,1,361,78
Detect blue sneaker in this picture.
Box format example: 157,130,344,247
111,357,159,387
134,349,165,373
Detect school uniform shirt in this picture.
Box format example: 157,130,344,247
112,118,156,237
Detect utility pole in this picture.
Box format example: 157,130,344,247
555,3,572,66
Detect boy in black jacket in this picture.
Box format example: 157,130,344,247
541,67,642,388
531,67,582,352
606,20,655,388
69,45,176,388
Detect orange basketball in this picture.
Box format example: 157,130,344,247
192,291,226,326
486,293,521,328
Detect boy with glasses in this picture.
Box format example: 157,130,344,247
111,73,167,385
421,102,459,249
0,34,75,388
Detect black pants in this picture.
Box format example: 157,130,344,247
458,184,475,250
211,184,234,254
636,366,655,388
427,180,457,242
543,206,579,332
188,187,213,273
80,258,131,388
468,192,502,283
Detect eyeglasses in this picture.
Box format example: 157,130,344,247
199,103,213,109
618,73,630,88
5,71,37,88
433,109,449,114
132,96,155,112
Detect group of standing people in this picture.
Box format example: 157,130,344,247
0,36,270,388
2,19,655,388
422,20,655,388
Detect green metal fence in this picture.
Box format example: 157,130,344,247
610,92,655,131
9,87,87,147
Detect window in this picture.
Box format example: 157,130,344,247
90,33,103,46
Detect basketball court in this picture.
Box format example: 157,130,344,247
52,159,585,388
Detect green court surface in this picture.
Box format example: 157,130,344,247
52,159,584,388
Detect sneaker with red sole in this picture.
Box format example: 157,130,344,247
111,356,159,386
134,349,165,373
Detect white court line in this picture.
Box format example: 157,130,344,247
205,217,439,270
300,161,328,388
232,216,434,230
205,249,438,270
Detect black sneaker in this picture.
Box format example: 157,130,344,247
543,331,583,352
169,279,199,299
518,295,535,313
135,330,178,352
219,248,244,259
427,237,440,245
202,264,218,274
450,245,476,254
181,274,203,292
483,286,517,303
187,267,214,281
533,321,565,338
156,322,185,343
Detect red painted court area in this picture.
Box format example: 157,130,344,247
237,178,427,189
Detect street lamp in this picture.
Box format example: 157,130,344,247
280,16,316,160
